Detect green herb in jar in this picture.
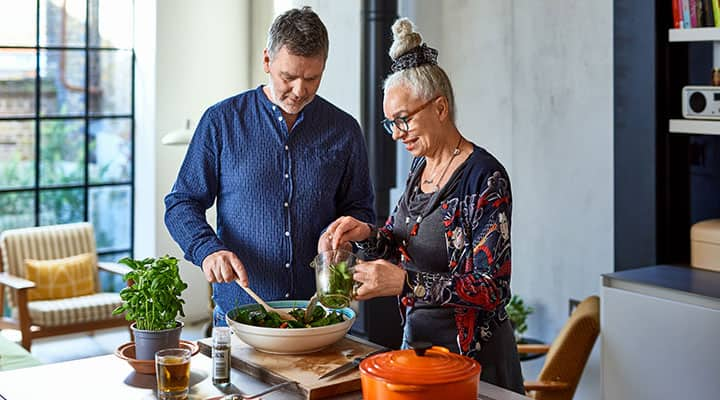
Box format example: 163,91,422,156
319,261,354,308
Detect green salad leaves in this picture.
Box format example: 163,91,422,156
229,305,345,329
319,260,354,309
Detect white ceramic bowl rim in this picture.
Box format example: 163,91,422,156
226,300,355,336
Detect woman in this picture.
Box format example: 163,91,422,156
319,18,524,393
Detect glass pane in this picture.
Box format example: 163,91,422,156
0,50,37,117
0,121,35,190
98,251,130,292
89,118,131,183
40,49,85,116
89,50,132,115
40,119,85,186
39,0,86,47
0,1,37,46
89,185,130,251
40,188,84,225
0,191,35,232
89,0,133,49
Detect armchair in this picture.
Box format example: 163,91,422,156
518,295,600,400
0,222,131,350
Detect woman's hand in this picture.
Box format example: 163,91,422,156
353,259,406,300
318,216,372,253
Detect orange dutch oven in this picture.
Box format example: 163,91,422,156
359,342,481,400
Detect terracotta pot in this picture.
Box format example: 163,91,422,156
359,342,481,400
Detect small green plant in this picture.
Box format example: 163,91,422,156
506,294,534,339
112,255,188,331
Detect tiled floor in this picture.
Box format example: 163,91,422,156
0,320,210,364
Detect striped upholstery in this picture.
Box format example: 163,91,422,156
1,222,123,327
1,222,99,309
24,293,124,327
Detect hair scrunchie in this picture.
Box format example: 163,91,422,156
390,43,438,72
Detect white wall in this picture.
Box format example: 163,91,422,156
278,0,362,120
135,0,252,322
135,0,363,324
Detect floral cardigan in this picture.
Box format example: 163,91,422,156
358,144,513,357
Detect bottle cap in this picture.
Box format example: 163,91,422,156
213,326,231,343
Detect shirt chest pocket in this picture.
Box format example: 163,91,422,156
296,149,346,200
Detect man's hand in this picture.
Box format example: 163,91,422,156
202,250,249,286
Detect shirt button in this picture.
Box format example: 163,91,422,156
284,173,289,179
278,116,283,121
284,292,290,298
285,263,290,269
284,231,290,237
284,145,289,151
272,105,276,110
283,202,289,208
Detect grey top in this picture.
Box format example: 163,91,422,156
393,186,452,274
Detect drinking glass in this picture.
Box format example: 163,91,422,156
155,348,191,400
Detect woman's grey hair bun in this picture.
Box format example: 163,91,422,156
384,17,457,123
389,18,423,60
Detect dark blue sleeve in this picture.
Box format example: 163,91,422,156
164,107,229,266
334,120,375,224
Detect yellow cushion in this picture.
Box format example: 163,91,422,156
24,253,97,301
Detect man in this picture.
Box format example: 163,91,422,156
164,7,375,325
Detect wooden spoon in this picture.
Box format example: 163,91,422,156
236,280,295,321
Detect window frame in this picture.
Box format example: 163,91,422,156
0,0,135,261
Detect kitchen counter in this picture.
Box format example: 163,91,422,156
601,264,720,400
0,344,532,399
603,264,720,305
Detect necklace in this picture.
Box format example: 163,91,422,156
399,136,465,264
421,137,463,192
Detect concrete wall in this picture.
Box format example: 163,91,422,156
511,3,613,399
404,1,613,399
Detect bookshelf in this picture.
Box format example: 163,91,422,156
669,118,720,135
668,28,720,136
669,27,720,41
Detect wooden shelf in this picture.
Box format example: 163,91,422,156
669,119,720,135
668,28,720,42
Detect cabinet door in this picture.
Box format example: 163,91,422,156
601,286,720,400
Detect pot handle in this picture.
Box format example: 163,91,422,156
385,383,426,392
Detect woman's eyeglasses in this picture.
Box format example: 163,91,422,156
381,96,439,135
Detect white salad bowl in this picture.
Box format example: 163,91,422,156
225,300,356,355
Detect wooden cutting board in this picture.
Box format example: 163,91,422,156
198,334,383,399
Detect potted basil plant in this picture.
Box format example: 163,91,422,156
112,255,188,360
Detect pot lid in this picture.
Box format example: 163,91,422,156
359,342,481,385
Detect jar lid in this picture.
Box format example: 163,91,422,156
359,342,481,385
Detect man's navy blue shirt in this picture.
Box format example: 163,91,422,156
164,86,375,322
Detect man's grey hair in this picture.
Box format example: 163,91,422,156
267,6,329,61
